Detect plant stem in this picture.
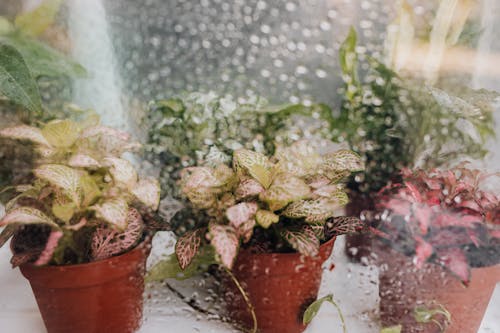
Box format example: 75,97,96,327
224,267,258,333
330,298,347,333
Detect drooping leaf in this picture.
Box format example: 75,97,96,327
131,177,161,211
280,224,319,257
175,229,203,270
208,223,239,269
325,216,363,237
92,198,129,230
14,0,64,37
103,157,138,189
0,125,49,146
0,207,58,229
33,230,63,266
260,173,311,211
0,224,17,248
0,42,42,113
34,164,82,205
255,210,279,229
226,202,258,228
303,294,346,333
41,119,81,148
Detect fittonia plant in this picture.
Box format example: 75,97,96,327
168,141,363,271
0,116,160,266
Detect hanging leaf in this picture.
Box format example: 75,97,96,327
103,157,138,189
131,177,161,211
255,210,279,229
208,223,239,269
34,164,82,205
0,224,17,248
226,202,258,228
259,173,311,211
175,229,203,270
0,125,49,146
41,119,81,148
0,42,42,114
0,206,58,229
14,0,64,37
280,224,319,257
325,216,363,238
33,230,63,266
91,198,129,230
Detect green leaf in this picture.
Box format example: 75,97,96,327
42,119,81,148
52,201,75,223
255,210,279,229
0,42,42,113
323,149,364,172
259,173,311,211
339,27,359,85
303,294,346,333
0,34,86,78
79,174,101,207
14,0,64,37
0,17,14,35
380,325,402,333
233,149,273,188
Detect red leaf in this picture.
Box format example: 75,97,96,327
435,247,470,285
433,213,482,228
404,181,422,203
175,229,203,270
414,204,432,235
383,198,411,216
413,237,433,269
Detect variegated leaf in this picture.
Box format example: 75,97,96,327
181,167,218,189
259,173,311,211
41,119,81,148
237,218,256,243
275,141,323,177
208,223,239,269
226,202,258,228
92,198,129,230
34,231,63,266
280,225,320,257
325,216,363,238
103,157,138,189
131,177,161,211
309,221,326,240
68,153,101,169
34,164,82,205
79,125,130,141
175,229,203,270
0,125,50,146
322,149,364,172
233,149,273,188
255,210,279,228
235,177,265,199
186,189,217,209
283,196,346,223
52,200,75,223
0,207,58,229
79,174,101,207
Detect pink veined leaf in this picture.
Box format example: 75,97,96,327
435,247,470,285
34,164,82,206
404,181,422,203
226,202,258,228
237,219,256,243
235,178,265,199
208,223,239,269
34,231,63,266
181,166,218,190
175,229,203,270
413,237,433,269
79,125,130,141
91,208,144,261
0,125,50,146
466,228,482,247
457,200,481,212
280,225,320,257
131,177,161,211
413,204,432,235
68,153,101,169
91,198,129,230
103,157,138,189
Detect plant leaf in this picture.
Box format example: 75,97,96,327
92,198,129,230
283,196,347,223
233,149,273,188
0,224,18,248
34,164,82,205
68,153,101,169
380,326,402,333
0,42,42,113
0,125,50,146
0,207,58,229
435,247,470,285
255,210,279,229
131,177,161,211
208,223,239,269
303,294,334,324
235,177,265,199
260,173,311,211
226,202,258,228
325,216,363,237
79,174,101,207
175,229,203,270
52,200,75,223
41,119,81,148
103,157,138,189
14,0,64,37
322,149,364,172
280,224,319,257
33,230,63,266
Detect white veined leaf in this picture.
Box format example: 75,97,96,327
91,198,129,230
131,177,161,211
282,196,347,223
259,173,311,211
322,149,364,172
175,229,203,270
275,141,323,177
34,164,82,205
80,125,130,141
255,210,279,229
103,157,138,189
280,225,319,257
208,222,239,269
0,207,59,229
233,149,273,188
41,119,81,148
68,153,101,169
0,125,50,146
226,202,258,228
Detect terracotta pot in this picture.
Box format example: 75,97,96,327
19,239,151,333
345,194,375,262
223,237,336,333
377,242,500,333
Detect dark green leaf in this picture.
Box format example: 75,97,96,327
0,42,42,113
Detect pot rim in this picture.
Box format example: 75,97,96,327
238,236,336,259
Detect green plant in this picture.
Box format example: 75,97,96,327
149,141,363,278
303,294,346,333
0,116,160,266
333,28,496,195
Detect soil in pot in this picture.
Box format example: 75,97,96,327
18,239,151,333
223,237,336,333
376,241,500,333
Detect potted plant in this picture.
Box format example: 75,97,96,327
0,116,161,333
374,167,500,332
331,28,496,260
149,140,363,333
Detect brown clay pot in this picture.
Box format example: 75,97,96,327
377,241,500,333
19,239,151,333
223,237,336,333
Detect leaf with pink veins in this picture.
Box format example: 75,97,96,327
34,231,63,266
0,125,50,146
208,223,239,269
226,202,258,228
131,177,161,210
175,229,203,270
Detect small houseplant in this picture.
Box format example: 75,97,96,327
150,140,364,333
332,28,496,260
374,167,500,332
0,116,160,333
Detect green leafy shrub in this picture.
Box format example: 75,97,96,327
0,116,160,266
